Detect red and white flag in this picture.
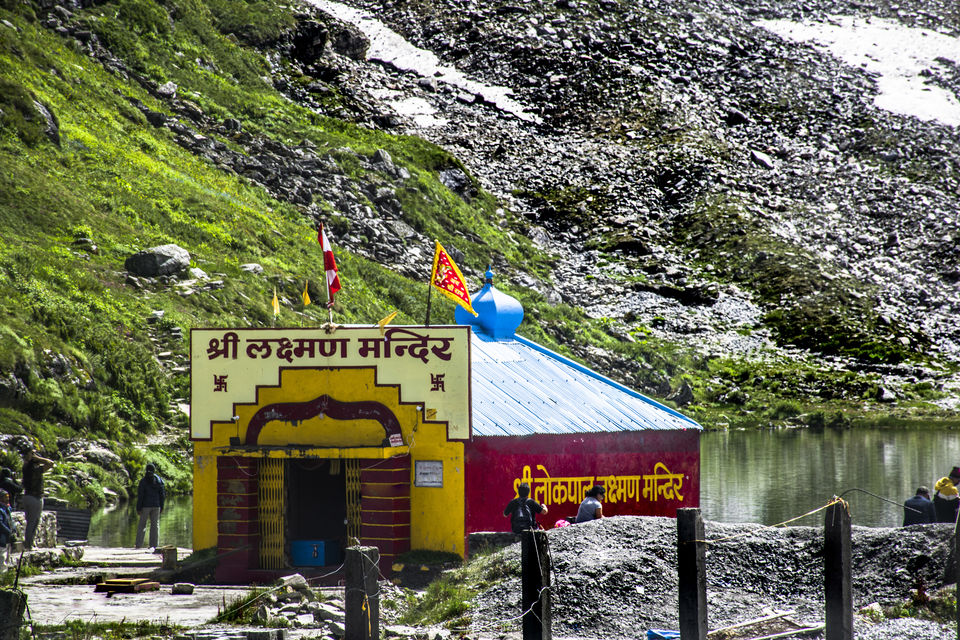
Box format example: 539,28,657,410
317,224,341,308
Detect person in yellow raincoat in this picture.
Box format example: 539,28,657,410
933,466,960,523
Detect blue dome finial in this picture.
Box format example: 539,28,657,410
455,266,524,339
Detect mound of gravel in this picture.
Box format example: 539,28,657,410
466,516,957,640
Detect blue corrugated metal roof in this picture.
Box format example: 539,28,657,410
470,331,701,436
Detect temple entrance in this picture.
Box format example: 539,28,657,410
287,459,348,567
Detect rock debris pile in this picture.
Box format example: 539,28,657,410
467,516,957,640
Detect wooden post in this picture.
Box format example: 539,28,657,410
677,508,707,640
156,546,178,570
0,589,25,640
954,526,960,640
345,546,379,640
521,529,551,640
824,500,853,640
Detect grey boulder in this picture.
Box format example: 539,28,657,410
125,244,191,277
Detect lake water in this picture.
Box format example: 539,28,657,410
87,494,193,548
85,428,960,547
701,427,960,528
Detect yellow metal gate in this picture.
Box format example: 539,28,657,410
345,459,361,546
259,458,285,569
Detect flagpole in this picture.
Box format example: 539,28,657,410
325,274,333,325
425,282,432,327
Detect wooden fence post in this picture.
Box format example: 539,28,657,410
677,508,707,640
0,588,26,640
954,526,959,640
345,546,379,640
521,529,551,640
824,500,852,640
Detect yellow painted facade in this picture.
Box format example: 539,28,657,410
409,423,464,554
191,327,470,560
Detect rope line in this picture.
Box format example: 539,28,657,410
695,498,843,545
836,487,911,511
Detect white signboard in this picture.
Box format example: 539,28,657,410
415,460,444,487
190,326,471,441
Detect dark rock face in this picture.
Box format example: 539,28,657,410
292,20,329,65
124,244,191,277
30,100,60,146
668,381,695,406
437,168,474,199
328,21,368,60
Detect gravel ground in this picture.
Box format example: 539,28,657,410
464,516,957,640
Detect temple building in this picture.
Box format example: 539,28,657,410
191,270,700,583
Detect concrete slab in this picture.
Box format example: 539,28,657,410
15,545,343,633
24,582,251,626
18,545,246,626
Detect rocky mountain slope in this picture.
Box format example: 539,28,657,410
298,0,960,413
1,0,959,501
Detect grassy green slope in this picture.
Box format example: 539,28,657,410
0,0,554,503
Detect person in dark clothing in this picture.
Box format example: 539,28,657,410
0,468,19,566
503,482,547,533
903,486,936,526
933,466,960,523
21,448,54,549
135,463,165,549
0,468,22,505
0,489,14,567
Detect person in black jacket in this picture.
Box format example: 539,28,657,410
21,448,54,549
135,463,165,549
0,468,22,506
903,486,936,526
503,482,547,533
0,489,14,567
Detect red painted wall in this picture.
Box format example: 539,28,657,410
465,430,700,533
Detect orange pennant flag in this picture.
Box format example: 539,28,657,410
430,241,477,316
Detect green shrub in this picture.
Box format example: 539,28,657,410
767,400,802,421
205,0,295,46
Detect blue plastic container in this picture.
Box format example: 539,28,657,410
290,540,342,566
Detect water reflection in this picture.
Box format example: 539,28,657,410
701,428,960,528
87,494,193,548
83,429,960,546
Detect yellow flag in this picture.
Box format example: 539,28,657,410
302,280,311,307
272,288,280,316
430,241,477,316
378,310,399,335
